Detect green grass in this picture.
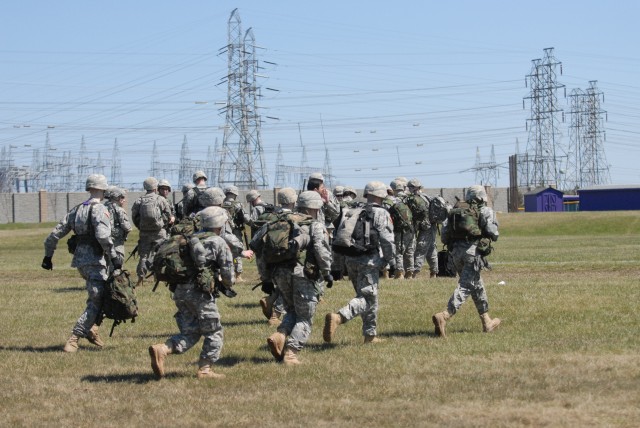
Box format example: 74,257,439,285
1,212,639,427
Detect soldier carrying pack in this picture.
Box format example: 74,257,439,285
332,203,380,256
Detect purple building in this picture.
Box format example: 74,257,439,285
577,185,640,211
524,186,564,212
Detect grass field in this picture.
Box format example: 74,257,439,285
1,211,639,427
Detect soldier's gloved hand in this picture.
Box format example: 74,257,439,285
288,239,299,251
261,280,274,295
323,273,334,289
111,256,123,270
41,256,53,270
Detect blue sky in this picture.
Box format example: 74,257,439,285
1,1,639,190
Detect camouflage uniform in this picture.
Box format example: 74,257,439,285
104,199,132,260
222,192,248,276
391,191,416,276
336,203,395,337
131,192,173,279
413,193,438,276
182,185,208,218
44,198,117,338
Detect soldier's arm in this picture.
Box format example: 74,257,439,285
323,192,341,224
43,211,74,257
310,222,332,276
213,238,236,287
479,207,499,241
131,200,141,229
92,204,118,259
120,209,133,235
375,209,396,264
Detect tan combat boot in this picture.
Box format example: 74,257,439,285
235,272,245,283
63,334,80,353
87,325,104,348
412,270,420,279
394,270,405,280
381,269,390,279
282,347,301,366
267,332,286,361
259,297,272,320
480,313,501,333
197,360,226,379
323,313,342,343
363,335,383,344
148,343,172,378
429,270,437,278
432,310,451,338
268,310,282,327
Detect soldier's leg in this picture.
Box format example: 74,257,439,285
446,250,477,315
425,227,438,275
168,288,203,354
273,271,294,336
394,232,405,275
199,298,224,365
285,277,319,351
337,263,374,326
72,265,107,338
359,265,380,337
403,232,416,276
414,229,427,273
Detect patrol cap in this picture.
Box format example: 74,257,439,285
277,187,298,205
309,172,324,181
192,170,208,183
390,179,405,191
143,177,159,191
466,185,488,203
181,183,195,194
85,174,108,191
343,186,357,197
224,185,239,196
246,189,261,203
200,187,225,207
407,178,422,189
158,179,171,190
297,190,323,209
199,206,228,230
363,181,387,198
333,186,344,197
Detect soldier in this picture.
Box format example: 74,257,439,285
182,170,209,218
246,190,273,238
222,185,249,281
131,177,175,287
407,178,438,279
148,206,236,379
432,185,501,337
174,183,194,222
256,190,332,365
342,186,357,203
331,186,347,280
389,179,416,280
42,174,121,352
323,181,396,345
158,179,176,219
103,186,132,261
307,172,341,228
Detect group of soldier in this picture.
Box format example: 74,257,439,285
41,169,501,379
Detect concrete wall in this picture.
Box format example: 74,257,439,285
0,186,509,224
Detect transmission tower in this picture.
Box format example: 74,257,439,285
111,138,122,186
523,47,567,190
473,146,499,188
569,80,610,188
218,8,268,190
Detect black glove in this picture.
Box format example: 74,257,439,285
288,239,299,251
323,274,334,289
41,256,53,270
111,256,123,270
261,280,275,295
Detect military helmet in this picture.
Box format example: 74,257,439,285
143,177,159,191
407,178,422,189
245,190,261,203
158,179,171,190
85,174,108,191
343,186,357,198
363,181,387,198
199,206,228,230
224,185,239,196
181,183,195,194
390,179,405,191
466,185,488,203
297,190,323,209
106,186,125,200
394,176,409,186
192,170,208,183
200,187,225,207
333,186,344,197
309,172,324,182
277,187,298,205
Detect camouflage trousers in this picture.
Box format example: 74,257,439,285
232,229,243,274
414,226,438,274
274,267,320,352
446,243,489,315
169,283,224,365
136,229,166,278
394,229,416,274
72,264,108,337
266,287,286,315
338,260,380,337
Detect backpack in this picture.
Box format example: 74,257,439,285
261,212,313,264
148,231,215,285
388,198,413,232
332,203,379,256
100,269,138,337
222,200,246,229
437,250,456,277
405,193,429,223
250,204,277,235
169,216,200,236
138,193,164,231
444,201,482,242
428,196,451,225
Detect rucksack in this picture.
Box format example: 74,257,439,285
149,231,215,285
428,196,451,225
437,250,456,277
332,203,379,256
445,201,482,242
100,269,138,337
250,204,277,235
261,212,313,264
169,216,200,236
388,198,413,232
405,193,429,223
138,193,164,231
222,200,246,229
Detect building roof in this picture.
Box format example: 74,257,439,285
524,186,564,196
578,184,640,192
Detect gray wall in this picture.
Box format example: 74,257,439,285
0,187,509,224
